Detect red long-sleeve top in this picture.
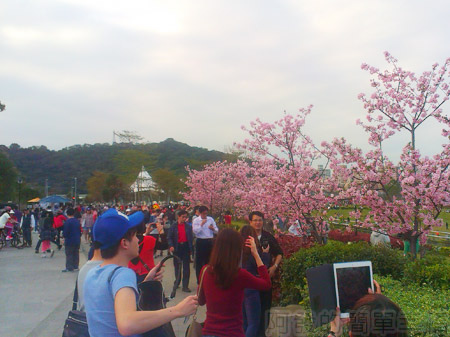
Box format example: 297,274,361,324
128,236,156,275
198,264,271,337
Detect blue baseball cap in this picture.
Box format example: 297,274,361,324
93,208,144,249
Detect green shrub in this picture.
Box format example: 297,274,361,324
376,275,450,336
280,240,407,304
403,254,450,289
435,246,450,257
296,275,450,337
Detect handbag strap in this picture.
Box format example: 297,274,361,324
72,279,79,311
71,265,120,311
138,256,151,272
193,265,208,320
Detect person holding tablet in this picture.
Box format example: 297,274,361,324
327,281,407,337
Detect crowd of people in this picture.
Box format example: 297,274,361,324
0,202,408,337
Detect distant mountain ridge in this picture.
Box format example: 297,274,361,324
2,138,231,194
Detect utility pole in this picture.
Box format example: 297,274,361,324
74,177,77,205
45,179,49,197
17,177,23,208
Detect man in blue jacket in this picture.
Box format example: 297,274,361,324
62,208,81,272
168,210,193,293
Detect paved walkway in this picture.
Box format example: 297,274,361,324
0,232,204,337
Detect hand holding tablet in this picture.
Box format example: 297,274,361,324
306,260,374,326
333,261,374,318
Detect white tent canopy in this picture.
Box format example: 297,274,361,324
130,166,156,193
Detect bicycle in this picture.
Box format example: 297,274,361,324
9,226,23,248
0,226,23,249
0,229,6,250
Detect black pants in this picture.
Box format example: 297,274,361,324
22,227,32,246
65,245,80,271
56,227,63,246
259,288,273,337
173,242,190,289
195,238,213,283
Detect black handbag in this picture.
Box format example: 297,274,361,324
138,255,182,337
62,266,121,337
62,280,89,337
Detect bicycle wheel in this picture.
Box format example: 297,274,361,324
11,234,21,248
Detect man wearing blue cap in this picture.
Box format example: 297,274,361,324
84,208,198,337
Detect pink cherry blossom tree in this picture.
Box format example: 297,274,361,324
232,107,346,243
329,52,450,257
183,161,237,217
183,108,344,243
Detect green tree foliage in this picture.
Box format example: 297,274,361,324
102,174,127,203
0,151,18,201
86,171,108,202
20,185,41,204
152,168,185,202
6,138,230,195
113,149,156,183
86,171,127,203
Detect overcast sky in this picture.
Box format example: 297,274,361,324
1,0,449,160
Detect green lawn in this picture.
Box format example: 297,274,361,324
219,208,450,234
325,208,450,232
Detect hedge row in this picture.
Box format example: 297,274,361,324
280,240,450,305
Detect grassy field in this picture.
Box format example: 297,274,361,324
325,208,450,232
224,209,450,232
220,206,450,238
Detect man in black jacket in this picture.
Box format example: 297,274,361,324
168,210,194,294
20,209,34,247
249,211,283,337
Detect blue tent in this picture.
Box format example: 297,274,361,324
39,195,70,204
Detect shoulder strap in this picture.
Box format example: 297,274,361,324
107,266,123,297
72,265,116,311
137,256,150,272
108,266,122,283
197,265,208,296
72,279,79,311
193,265,208,320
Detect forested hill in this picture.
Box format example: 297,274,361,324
2,138,232,195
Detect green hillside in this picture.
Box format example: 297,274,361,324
2,138,233,197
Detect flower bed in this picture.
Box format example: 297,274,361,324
328,229,404,249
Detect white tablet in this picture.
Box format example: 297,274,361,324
333,261,374,318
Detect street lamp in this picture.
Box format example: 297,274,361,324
17,177,23,209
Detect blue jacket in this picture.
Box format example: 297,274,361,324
168,222,193,253
63,217,81,246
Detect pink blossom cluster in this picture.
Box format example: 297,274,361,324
185,108,342,242
358,51,450,147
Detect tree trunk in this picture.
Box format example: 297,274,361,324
409,234,419,259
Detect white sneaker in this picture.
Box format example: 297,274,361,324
41,253,47,258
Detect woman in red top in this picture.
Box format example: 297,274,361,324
198,228,271,337
128,222,156,283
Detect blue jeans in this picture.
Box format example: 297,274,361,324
243,289,261,337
